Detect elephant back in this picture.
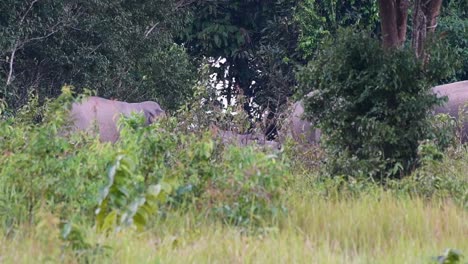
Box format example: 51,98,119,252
432,80,468,141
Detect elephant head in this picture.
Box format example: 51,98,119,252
127,100,166,125
432,80,468,141
69,96,165,142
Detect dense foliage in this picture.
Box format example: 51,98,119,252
180,0,384,117
2,0,466,118
439,0,468,81
298,29,456,179
0,0,195,110
295,0,380,60
179,0,301,119
0,88,290,233
0,91,466,262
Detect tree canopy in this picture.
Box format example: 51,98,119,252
0,0,195,110
1,0,466,113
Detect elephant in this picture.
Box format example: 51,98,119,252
210,124,281,149
277,81,468,145
281,92,321,145
432,80,468,141
69,96,165,142
253,136,282,150
219,130,259,146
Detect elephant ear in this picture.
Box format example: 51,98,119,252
143,109,154,125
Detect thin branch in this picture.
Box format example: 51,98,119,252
175,0,197,10
144,22,160,38
87,43,102,56
5,0,40,85
7,42,19,86
26,29,59,43
20,0,40,24
6,21,62,86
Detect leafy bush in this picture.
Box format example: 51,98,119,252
295,0,380,60
297,28,455,179
95,153,164,233
85,107,290,231
95,114,217,232
0,87,291,232
200,146,290,227
94,114,291,230
427,113,459,149
439,1,468,81
390,147,468,209
0,89,114,230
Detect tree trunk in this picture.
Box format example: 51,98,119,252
378,0,409,49
411,0,443,58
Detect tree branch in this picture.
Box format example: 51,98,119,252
6,21,62,86
20,0,40,24
24,26,60,44
174,0,197,10
6,42,19,86
144,22,160,38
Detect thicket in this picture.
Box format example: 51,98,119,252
0,0,195,110
439,0,468,81
298,28,457,179
0,88,290,235
295,0,380,60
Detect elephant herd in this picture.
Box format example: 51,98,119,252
68,80,468,146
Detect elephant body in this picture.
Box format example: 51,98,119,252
432,80,468,141
218,130,258,146
289,99,321,144
70,96,165,142
277,81,468,145
282,92,321,145
211,125,280,149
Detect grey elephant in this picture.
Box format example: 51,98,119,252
210,124,281,149
69,96,165,142
281,92,321,145
284,81,468,145
432,80,468,141
214,128,257,146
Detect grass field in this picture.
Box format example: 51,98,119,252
1,178,466,264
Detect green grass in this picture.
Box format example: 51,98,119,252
1,189,466,264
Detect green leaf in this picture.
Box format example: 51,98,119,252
101,210,118,233
214,35,221,48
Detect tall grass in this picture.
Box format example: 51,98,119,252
1,190,466,263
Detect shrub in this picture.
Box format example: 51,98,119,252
297,28,455,179
94,112,291,229
439,2,468,81
201,146,290,227
390,146,468,209
0,88,114,230
0,87,291,232
95,115,217,232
